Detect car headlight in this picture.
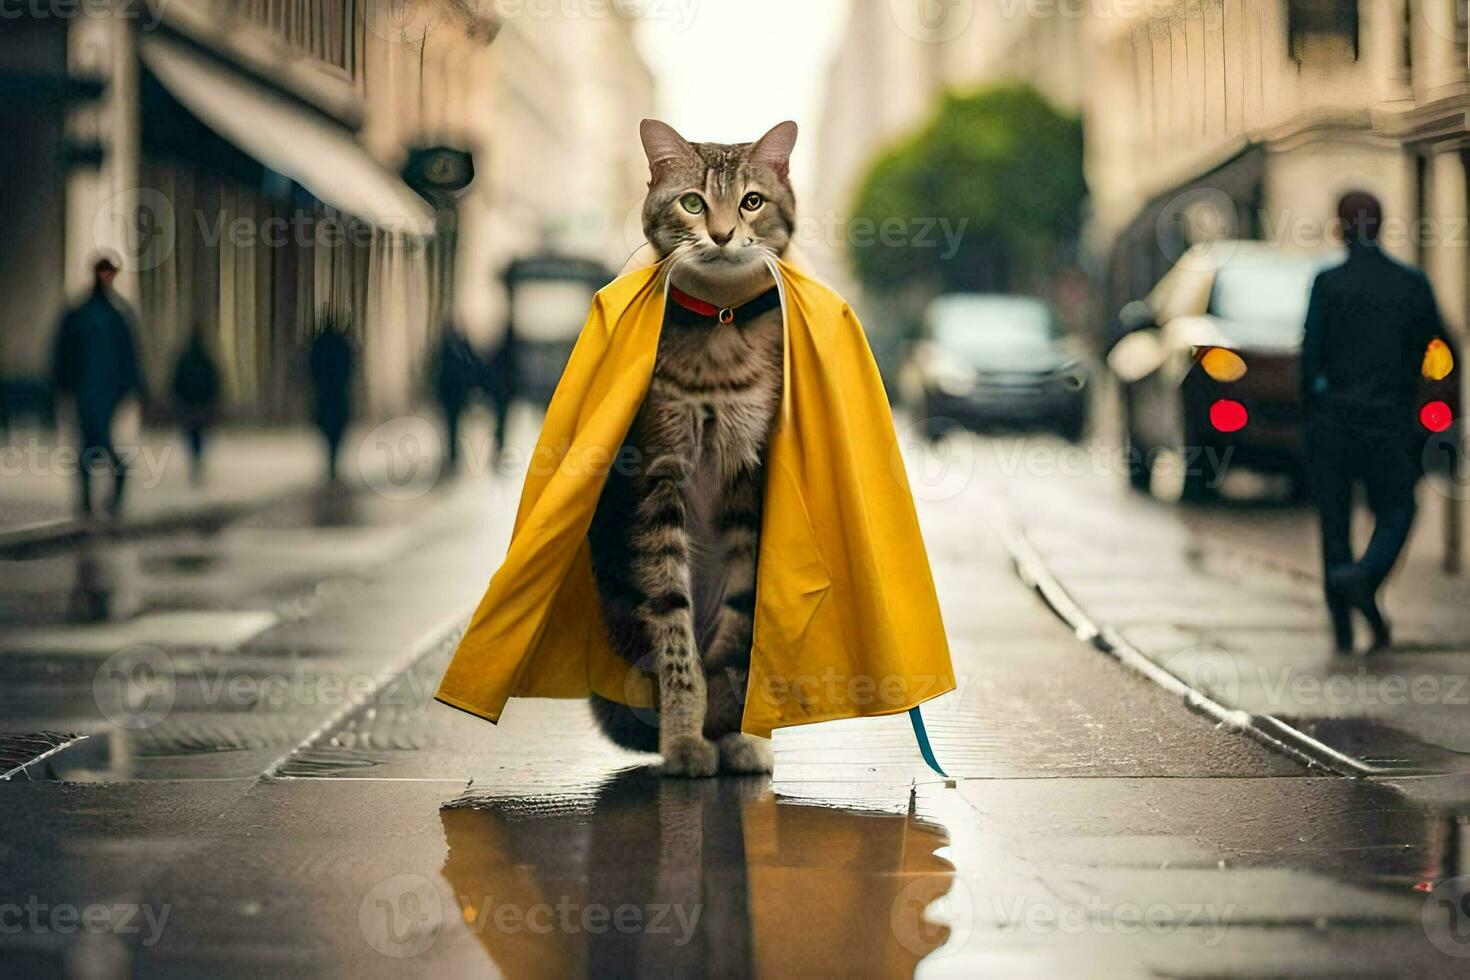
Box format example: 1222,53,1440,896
934,372,977,397
926,351,977,396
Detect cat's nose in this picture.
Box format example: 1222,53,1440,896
709,227,735,247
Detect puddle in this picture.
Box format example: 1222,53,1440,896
1278,716,1470,774
0,537,269,629
438,767,955,976
238,484,440,531
0,609,279,655
273,749,389,777
0,543,145,628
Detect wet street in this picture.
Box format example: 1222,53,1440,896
15,0,1470,975
3,431,1470,977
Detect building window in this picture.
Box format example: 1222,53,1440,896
1405,0,1414,72
1287,0,1360,62
224,0,359,78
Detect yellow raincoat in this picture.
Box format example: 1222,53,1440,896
435,258,954,737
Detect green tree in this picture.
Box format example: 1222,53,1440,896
849,84,1085,296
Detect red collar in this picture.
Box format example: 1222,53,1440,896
666,284,782,326
668,286,721,318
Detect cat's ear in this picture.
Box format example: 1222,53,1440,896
749,121,798,179
640,119,696,172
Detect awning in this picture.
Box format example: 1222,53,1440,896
139,33,435,237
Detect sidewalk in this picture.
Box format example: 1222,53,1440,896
1175,472,1470,647
13,437,1464,977
0,425,328,550
991,434,1470,813
0,405,543,552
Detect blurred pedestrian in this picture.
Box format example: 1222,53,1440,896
483,321,520,472
1302,191,1443,652
51,255,145,519
170,323,221,486
433,323,480,471
308,315,355,482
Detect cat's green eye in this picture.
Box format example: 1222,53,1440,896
741,192,764,212
679,193,705,215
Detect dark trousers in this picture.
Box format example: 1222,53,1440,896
77,422,126,517
490,390,511,463
183,425,207,485
320,428,344,482
315,396,350,483
1307,419,1418,635
441,397,464,469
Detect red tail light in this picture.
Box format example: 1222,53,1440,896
1421,400,1454,433
1210,399,1248,433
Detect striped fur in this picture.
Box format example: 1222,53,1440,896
588,120,797,776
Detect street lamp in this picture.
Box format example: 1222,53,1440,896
402,145,475,205
402,145,476,333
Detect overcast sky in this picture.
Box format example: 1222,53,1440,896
634,0,850,200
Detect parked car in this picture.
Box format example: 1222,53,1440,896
1108,241,1459,499
904,294,1090,441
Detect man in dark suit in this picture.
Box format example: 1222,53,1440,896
51,256,146,518
1301,191,1444,652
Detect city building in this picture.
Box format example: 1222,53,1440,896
1085,0,1470,334
0,0,653,423
452,7,655,344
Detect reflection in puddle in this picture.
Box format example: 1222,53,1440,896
440,767,955,977
67,543,143,623
1278,715,1467,774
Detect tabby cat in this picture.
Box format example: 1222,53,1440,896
587,119,799,777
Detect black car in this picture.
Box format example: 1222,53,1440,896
904,294,1089,441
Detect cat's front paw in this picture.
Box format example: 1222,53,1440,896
718,733,773,775
660,734,719,778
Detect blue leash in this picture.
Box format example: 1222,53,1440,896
908,706,948,777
